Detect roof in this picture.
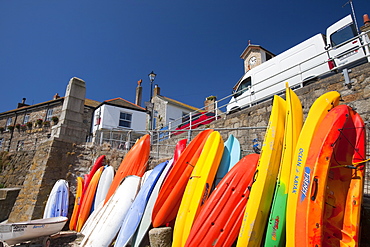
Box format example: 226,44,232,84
0,97,65,116
240,43,276,60
0,97,101,116
84,98,101,108
156,95,200,112
100,97,146,112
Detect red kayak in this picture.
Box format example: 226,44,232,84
184,153,259,247
152,129,213,228
83,155,105,195
173,139,187,163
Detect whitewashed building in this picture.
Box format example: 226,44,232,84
91,98,147,145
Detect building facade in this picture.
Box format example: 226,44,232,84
0,78,100,152
151,85,200,130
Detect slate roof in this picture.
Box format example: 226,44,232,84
156,95,201,112
240,43,276,59
100,97,146,112
0,97,101,116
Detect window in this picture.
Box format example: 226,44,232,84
234,77,252,98
23,114,30,124
6,117,12,126
119,112,132,128
330,24,357,47
265,53,273,61
46,109,53,121
0,138,3,148
153,117,157,129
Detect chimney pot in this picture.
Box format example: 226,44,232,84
153,84,161,97
364,14,370,25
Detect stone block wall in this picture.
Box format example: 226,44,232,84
0,188,20,222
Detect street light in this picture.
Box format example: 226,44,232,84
148,71,157,101
148,71,156,130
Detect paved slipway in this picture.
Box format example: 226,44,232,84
49,232,83,246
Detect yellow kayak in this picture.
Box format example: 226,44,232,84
172,131,224,247
236,95,286,247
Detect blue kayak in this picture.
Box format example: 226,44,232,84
214,135,241,186
114,161,168,246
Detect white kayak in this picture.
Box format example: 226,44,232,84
0,216,68,245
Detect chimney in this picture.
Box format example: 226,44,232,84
153,84,161,97
17,98,29,108
204,96,217,113
53,93,60,100
361,14,370,38
364,14,370,25
135,79,143,106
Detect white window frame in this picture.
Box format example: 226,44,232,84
23,114,30,124
46,109,53,121
6,117,12,126
119,112,132,128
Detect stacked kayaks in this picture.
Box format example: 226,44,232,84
62,88,366,247
264,83,303,246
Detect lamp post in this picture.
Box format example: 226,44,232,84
148,71,156,130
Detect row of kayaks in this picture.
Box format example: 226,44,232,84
70,84,366,247
21,84,366,247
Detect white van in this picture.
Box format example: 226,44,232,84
227,15,370,113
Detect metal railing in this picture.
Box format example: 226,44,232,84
93,129,147,150
160,29,370,134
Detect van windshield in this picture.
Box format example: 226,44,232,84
234,77,251,98
330,23,357,47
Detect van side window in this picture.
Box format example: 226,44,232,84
330,24,357,47
234,77,251,97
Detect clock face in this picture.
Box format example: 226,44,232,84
249,56,257,65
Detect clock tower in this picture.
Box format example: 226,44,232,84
240,41,275,73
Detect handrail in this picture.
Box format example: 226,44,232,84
160,30,370,135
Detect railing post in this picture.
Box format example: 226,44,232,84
157,130,160,160
169,122,172,139
215,100,218,118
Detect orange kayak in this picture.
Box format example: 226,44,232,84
320,109,366,246
76,166,104,232
185,153,259,247
295,105,365,246
104,134,150,203
69,176,84,231
152,129,213,228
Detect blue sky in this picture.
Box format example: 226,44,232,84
1,0,369,113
